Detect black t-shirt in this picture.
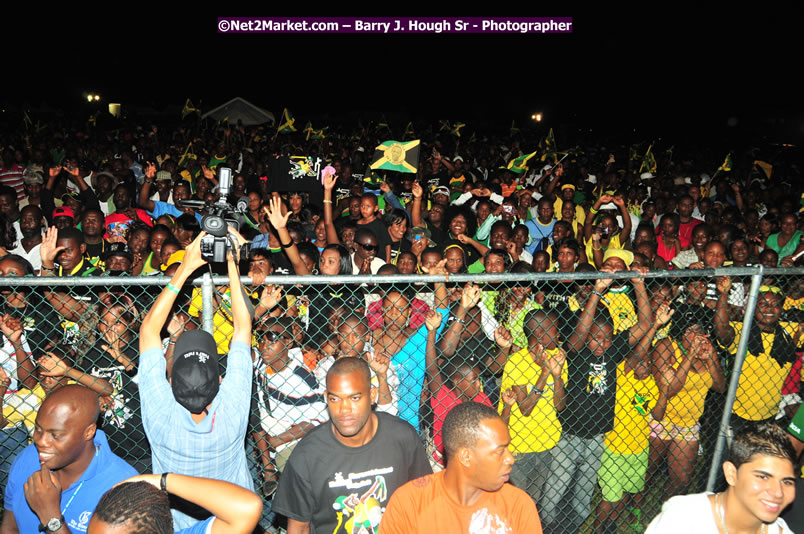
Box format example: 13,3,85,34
272,412,432,533
539,281,579,343
75,338,150,466
559,331,630,438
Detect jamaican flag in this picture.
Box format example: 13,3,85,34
208,154,227,171
182,99,200,119
507,151,538,174
718,154,733,173
277,108,297,134
541,128,558,163
640,144,657,174
451,122,466,137
370,140,420,174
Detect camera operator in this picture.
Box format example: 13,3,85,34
138,227,254,531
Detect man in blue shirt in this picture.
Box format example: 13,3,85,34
2,384,136,533
138,229,253,530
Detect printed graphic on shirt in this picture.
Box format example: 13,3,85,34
469,508,513,534
329,468,392,534
632,392,651,416
91,364,134,428
587,362,608,394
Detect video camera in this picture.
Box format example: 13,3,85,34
176,167,250,263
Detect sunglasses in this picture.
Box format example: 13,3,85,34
358,242,378,252
259,330,291,343
759,285,782,295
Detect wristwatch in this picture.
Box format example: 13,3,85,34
39,516,65,532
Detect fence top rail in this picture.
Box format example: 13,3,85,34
7,266,804,287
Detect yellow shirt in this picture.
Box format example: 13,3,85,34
189,287,260,353
567,288,635,334
723,321,802,421
585,234,623,264
500,347,568,454
604,361,658,454
3,385,46,431
663,340,712,427
553,198,586,227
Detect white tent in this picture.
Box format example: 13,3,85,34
201,97,275,126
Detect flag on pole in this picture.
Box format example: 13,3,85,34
540,128,558,163
370,140,420,174
639,144,657,174
277,108,297,134
507,151,538,174
182,99,200,119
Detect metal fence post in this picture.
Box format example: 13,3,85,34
706,265,765,491
201,272,215,334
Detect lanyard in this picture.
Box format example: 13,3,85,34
60,446,98,516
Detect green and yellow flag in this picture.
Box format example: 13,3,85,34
540,128,557,163
370,140,420,174
438,119,451,132
277,108,297,134
718,154,733,173
303,121,315,141
640,144,657,174
507,151,538,174
451,122,466,137
208,154,227,171
182,99,200,119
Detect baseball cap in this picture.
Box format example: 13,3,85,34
52,207,75,220
101,243,134,262
171,330,220,414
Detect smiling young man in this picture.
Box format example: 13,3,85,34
272,357,431,534
2,384,136,534
380,402,542,534
646,423,795,533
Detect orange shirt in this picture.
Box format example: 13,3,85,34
380,471,543,534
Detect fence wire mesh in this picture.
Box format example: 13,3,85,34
1,267,802,533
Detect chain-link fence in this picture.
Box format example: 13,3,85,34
1,267,802,533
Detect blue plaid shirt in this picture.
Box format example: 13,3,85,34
139,340,254,530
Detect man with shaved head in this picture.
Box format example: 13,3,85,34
272,357,431,534
2,384,136,533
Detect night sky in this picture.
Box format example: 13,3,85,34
4,9,801,145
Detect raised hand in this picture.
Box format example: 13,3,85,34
37,352,69,377
323,171,338,191
145,162,156,180
40,226,65,267
501,389,516,406
654,301,675,326
0,314,23,343
425,310,443,332
545,348,566,377
367,351,390,376
629,264,648,286
421,258,448,276
494,326,513,349
265,195,290,231
460,283,481,310
260,285,283,311
716,275,732,295
594,267,616,292
411,182,423,199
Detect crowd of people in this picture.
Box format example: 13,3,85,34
0,119,803,533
